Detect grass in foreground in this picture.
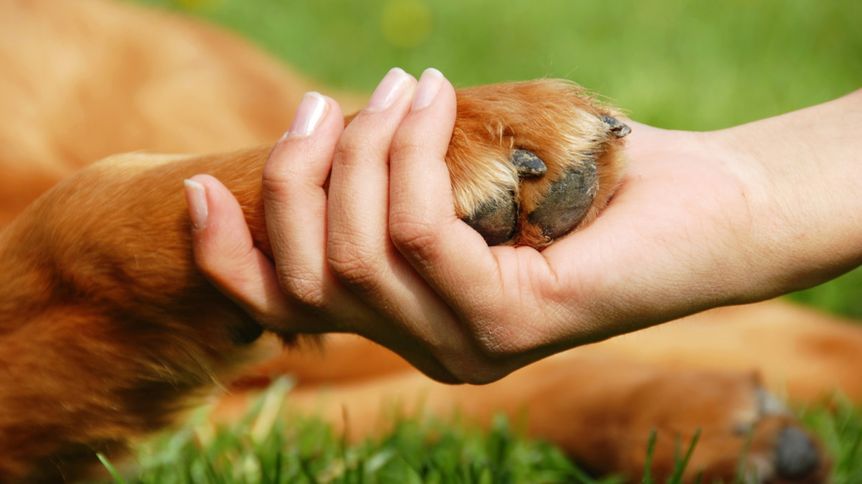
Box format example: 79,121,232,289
800,396,862,484
100,379,862,483
105,380,614,483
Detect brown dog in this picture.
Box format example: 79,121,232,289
0,0,859,482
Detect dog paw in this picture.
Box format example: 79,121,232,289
534,366,827,483
732,389,825,483
622,376,826,483
446,80,627,248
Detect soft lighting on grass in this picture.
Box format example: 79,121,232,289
109,378,621,483
104,379,862,482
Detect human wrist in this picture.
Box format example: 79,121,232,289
710,92,862,298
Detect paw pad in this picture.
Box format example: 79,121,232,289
527,159,598,240
449,80,630,248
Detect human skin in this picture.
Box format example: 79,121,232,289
185,68,862,383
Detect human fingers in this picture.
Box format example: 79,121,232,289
185,174,293,327
324,69,484,377
260,84,459,382
326,67,416,299
385,70,522,346
259,92,368,332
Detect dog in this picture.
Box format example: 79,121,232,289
1,0,860,481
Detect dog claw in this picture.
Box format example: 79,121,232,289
510,149,547,178
527,160,598,240
601,115,631,138
464,195,518,245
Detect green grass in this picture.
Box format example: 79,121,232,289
801,396,862,484
121,0,862,480
100,380,862,483
108,379,618,484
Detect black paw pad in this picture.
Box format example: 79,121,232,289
464,194,518,245
527,159,597,239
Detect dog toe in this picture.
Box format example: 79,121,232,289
463,192,519,245
526,159,599,240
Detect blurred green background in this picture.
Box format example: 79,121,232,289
135,0,861,318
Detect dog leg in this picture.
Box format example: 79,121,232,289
0,80,623,480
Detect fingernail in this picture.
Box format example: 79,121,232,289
366,67,411,112
184,178,208,230
288,92,329,137
411,68,444,111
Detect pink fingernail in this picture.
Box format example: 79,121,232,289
288,92,329,137
184,178,208,230
411,68,444,111
366,67,411,112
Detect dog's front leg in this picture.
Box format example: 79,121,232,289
0,149,275,481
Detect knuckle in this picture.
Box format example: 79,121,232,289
277,270,326,309
429,339,514,386
389,136,424,162
476,329,527,359
447,360,507,385
463,372,505,385
339,109,405,158
261,166,295,199
470,316,537,360
333,128,384,166
475,334,514,359
329,255,378,288
327,238,381,289
333,135,363,164
389,215,439,256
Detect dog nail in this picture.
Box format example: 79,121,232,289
510,149,547,178
527,159,598,239
601,115,631,138
183,178,208,230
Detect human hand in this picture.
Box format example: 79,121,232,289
187,68,489,383
186,69,862,383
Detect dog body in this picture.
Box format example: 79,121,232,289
0,0,859,481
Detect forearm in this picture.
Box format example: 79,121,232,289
718,88,862,295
